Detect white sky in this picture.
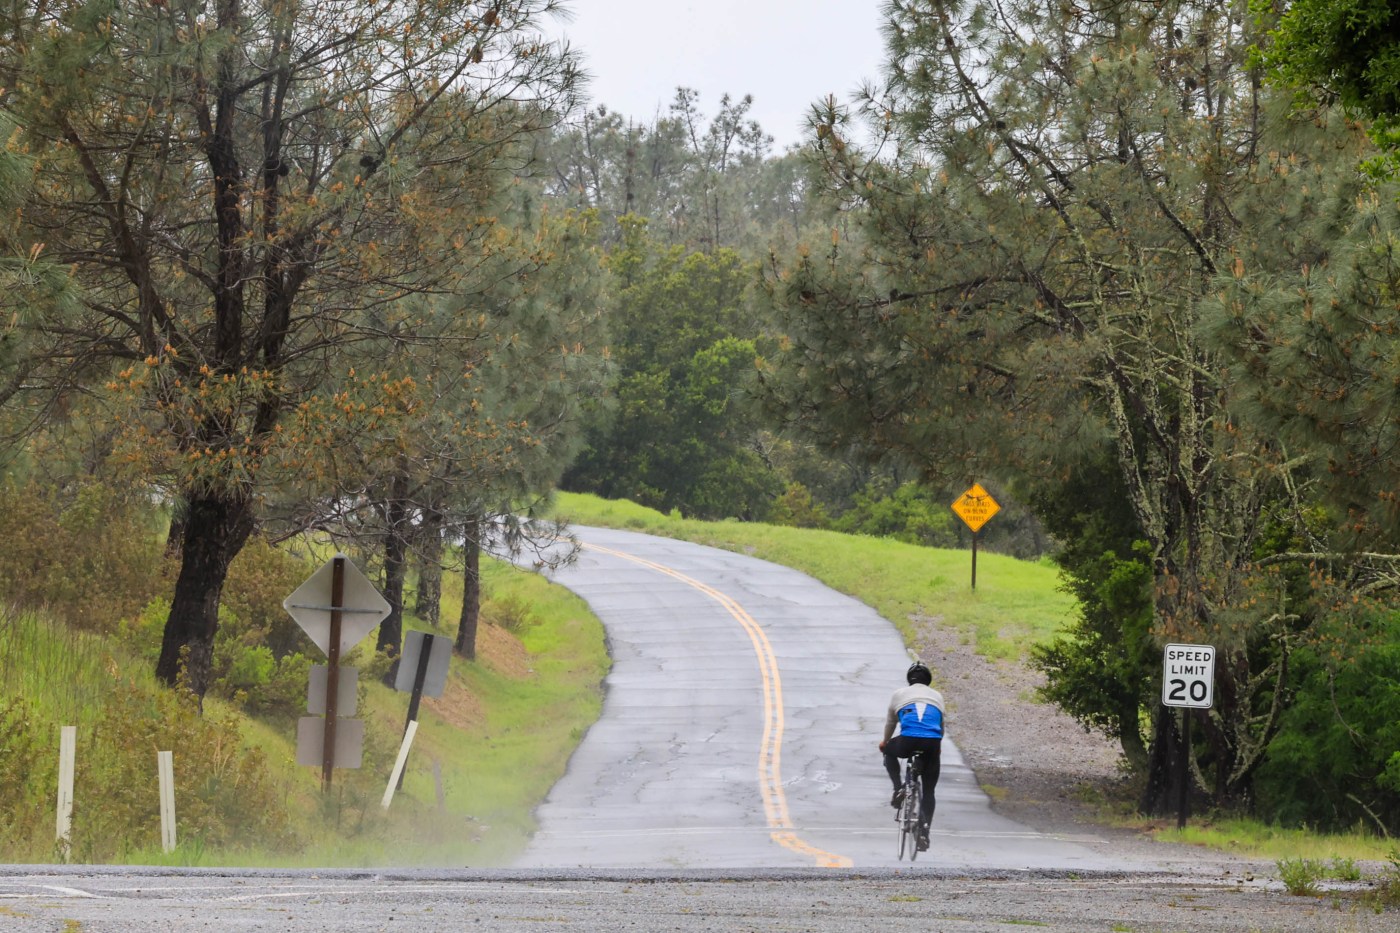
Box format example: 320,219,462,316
546,0,890,151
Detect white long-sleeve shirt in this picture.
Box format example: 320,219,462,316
883,683,946,743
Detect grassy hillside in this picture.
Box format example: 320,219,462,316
551,491,1078,662
0,554,608,867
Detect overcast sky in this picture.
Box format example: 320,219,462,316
546,1,890,151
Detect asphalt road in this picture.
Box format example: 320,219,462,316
1,865,1394,932
512,526,1184,873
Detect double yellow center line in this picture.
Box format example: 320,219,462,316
589,542,853,869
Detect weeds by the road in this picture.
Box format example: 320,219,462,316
1277,856,1358,895
1275,848,1400,914
1365,849,1400,910
1158,818,1395,865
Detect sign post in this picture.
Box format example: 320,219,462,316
1162,643,1216,829
321,556,345,791
284,553,390,790
951,484,1000,590
391,631,451,791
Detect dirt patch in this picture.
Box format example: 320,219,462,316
424,680,484,731
422,623,532,730
477,622,533,679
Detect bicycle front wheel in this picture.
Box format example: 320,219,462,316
897,776,922,860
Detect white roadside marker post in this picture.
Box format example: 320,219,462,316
158,750,177,853
381,720,419,810
56,725,76,862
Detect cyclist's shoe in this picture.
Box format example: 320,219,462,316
917,829,930,852
890,788,905,808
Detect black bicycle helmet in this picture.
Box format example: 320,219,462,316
906,661,932,685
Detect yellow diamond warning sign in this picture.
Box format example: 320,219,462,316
952,483,1000,533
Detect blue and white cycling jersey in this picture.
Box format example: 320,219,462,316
885,683,946,740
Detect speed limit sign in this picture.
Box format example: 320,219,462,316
1162,643,1215,709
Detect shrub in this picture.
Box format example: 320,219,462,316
483,594,538,635
118,598,168,667
204,602,313,722
222,536,318,659
124,538,317,723
0,477,167,632
1254,609,1400,833
1369,848,1400,909
71,683,295,860
1031,542,1156,772
833,482,959,548
0,698,51,857
208,619,312,723
768,482,831,529
1277,856,1323,896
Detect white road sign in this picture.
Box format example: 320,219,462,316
394,630,451,698
283,554,391,657
295,716,364,768
1162,643,1215,709
307,665,359,716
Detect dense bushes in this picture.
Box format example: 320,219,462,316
0,608,302,862
1032,542,1156,771
70,685,294,860
0,477,167,632
831,482,959,548
1254,610,1400,834
124,594,313,724
214,537,320,719
221,536,322,660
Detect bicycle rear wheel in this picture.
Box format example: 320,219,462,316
895,791,908,861
904,776,922,861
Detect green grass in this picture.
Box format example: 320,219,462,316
1158,819,1397,864
553,491,1076,662
0,608,132,727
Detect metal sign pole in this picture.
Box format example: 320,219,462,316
1177,709,1191,830
397,633,436,790
321,556,346,792
1161,642,1214,830
971,531,978,591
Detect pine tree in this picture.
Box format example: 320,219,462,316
2,0,579,698
761,0,1373,813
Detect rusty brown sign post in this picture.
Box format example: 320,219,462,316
284,554,390,790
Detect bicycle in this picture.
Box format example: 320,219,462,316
895,751,926,861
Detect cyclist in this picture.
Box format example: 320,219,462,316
880,660,945,851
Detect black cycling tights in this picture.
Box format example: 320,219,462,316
883,735,943,829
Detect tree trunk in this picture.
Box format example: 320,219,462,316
164,499,187,559
1138,704,1182,816
377,473,410,669
155,491,256,699
455,519,482,660
1116,694,1149,774
414,507,443,626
